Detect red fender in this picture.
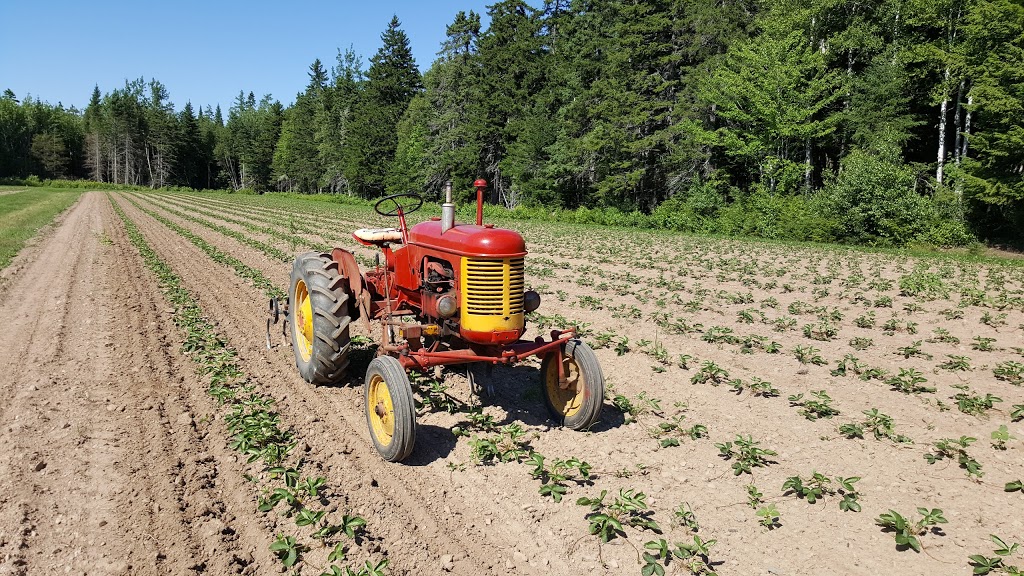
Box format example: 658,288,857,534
331,248,373,332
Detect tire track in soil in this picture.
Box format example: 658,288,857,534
117,193,524,576
0,192,275,575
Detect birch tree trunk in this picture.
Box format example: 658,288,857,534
936,67,950,184
961,94,972,159
805,137,812,193
953,80,964,164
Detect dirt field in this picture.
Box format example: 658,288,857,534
1,191,1022,576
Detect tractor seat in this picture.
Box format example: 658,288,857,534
352,227,403,246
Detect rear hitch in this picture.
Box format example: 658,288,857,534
266,297,289,350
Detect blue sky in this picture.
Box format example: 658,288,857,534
0,0,497,112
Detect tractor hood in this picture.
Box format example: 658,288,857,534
408,220,527,258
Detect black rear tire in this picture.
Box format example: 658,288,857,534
288,252,351,385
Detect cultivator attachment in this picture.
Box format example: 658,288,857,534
266,297,288,349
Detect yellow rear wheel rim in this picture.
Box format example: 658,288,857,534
294,279,314,362
368,375,395,446
545,354,583,418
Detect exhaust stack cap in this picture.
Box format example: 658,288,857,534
441,180,455,234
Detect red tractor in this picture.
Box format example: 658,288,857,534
282,180,604,461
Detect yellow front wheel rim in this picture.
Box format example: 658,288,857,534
368,375,395,446
294,279,314,362
546,355,583,418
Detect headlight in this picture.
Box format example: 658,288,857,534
523,290,541,313
437,294,458,318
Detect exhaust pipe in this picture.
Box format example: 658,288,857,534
441,180,455,234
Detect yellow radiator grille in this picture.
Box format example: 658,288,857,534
462,258,524,315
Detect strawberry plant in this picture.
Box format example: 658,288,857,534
973,336,998,351
691,361,729,386
991,425,1015,450
782,472,861,512
703,326,739,345
981,311,1009,328
938,355,973,371
838,409,911,444
953,385,1002,416
994,361,1024,385
652,415,708,447
269,533,305,568
615,336,631,356
925,436,983,478
592,330,617,349
793,345,826,365
781,472,830,503
788,390,840,420
875,508,947,552
673,502,700,532
642,535,719,576
469,424,531,463
803,320,838,341
939,308,965,320
577,488,661,543
746,484,764,509
928,328,960,344
756,504,782,529
528,453,591,502
854,312,876,328
716,435,777,475
969,534,1022,575
295,507,326,527
748,378,780,397
319,559,389,576
896,340,931,360
613,392,662,422
887,368,934,394
832,354,866,377
772,316,798,332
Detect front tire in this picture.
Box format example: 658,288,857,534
541,340,604,430
364,356,417,462
289,252,351,385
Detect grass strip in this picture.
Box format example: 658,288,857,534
0,188,81,270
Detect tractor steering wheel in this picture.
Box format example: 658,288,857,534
374,193,424,217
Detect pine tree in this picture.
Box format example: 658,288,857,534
146,80,176,187
83,85,105,181
473,1,544,206
175,102,203,188
274,59,329,192
418,10,483,198
958,0,1024,234
344,16,422,197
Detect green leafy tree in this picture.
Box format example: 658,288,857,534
699,29,844,195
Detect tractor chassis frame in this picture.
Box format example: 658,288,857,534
386,329,575,386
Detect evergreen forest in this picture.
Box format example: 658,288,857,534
2,0,1023,247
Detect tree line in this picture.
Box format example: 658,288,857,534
1,0,1021,246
